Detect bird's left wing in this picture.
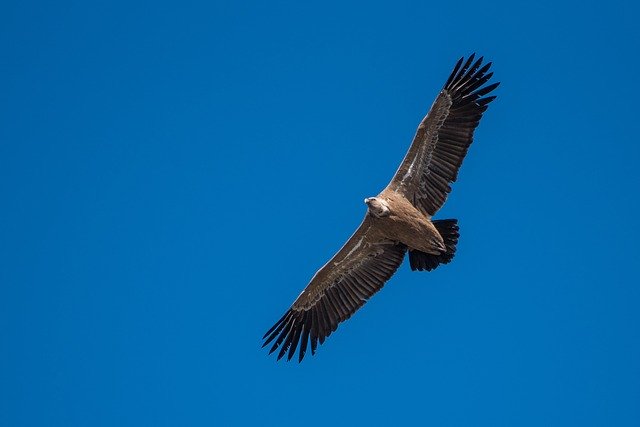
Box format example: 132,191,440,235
388,54,499,217
262,216,407,362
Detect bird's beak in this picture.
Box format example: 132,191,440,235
364,198,370,205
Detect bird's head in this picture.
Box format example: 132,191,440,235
364,197,390,218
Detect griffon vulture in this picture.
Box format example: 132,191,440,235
262,54,499,362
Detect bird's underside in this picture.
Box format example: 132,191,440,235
263,54,499,362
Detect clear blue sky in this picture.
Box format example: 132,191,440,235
2,1,639,426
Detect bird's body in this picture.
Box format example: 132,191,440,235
263,54,499,361
371,190,445,255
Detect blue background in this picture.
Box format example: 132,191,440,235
2,1,639,426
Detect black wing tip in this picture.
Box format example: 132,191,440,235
262,308,318,363
444,54,498,98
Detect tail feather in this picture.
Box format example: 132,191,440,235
408,219,459,272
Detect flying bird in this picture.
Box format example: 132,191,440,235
263,54,499,362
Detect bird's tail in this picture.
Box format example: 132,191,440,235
408,219,459,271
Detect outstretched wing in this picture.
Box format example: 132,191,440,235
262,216,406,362
389,54,499,217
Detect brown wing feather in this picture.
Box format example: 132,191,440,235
262,216,406,362
389,54,499,216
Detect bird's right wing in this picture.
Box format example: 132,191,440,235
262,215,407,362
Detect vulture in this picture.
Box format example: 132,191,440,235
262,54,499,362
